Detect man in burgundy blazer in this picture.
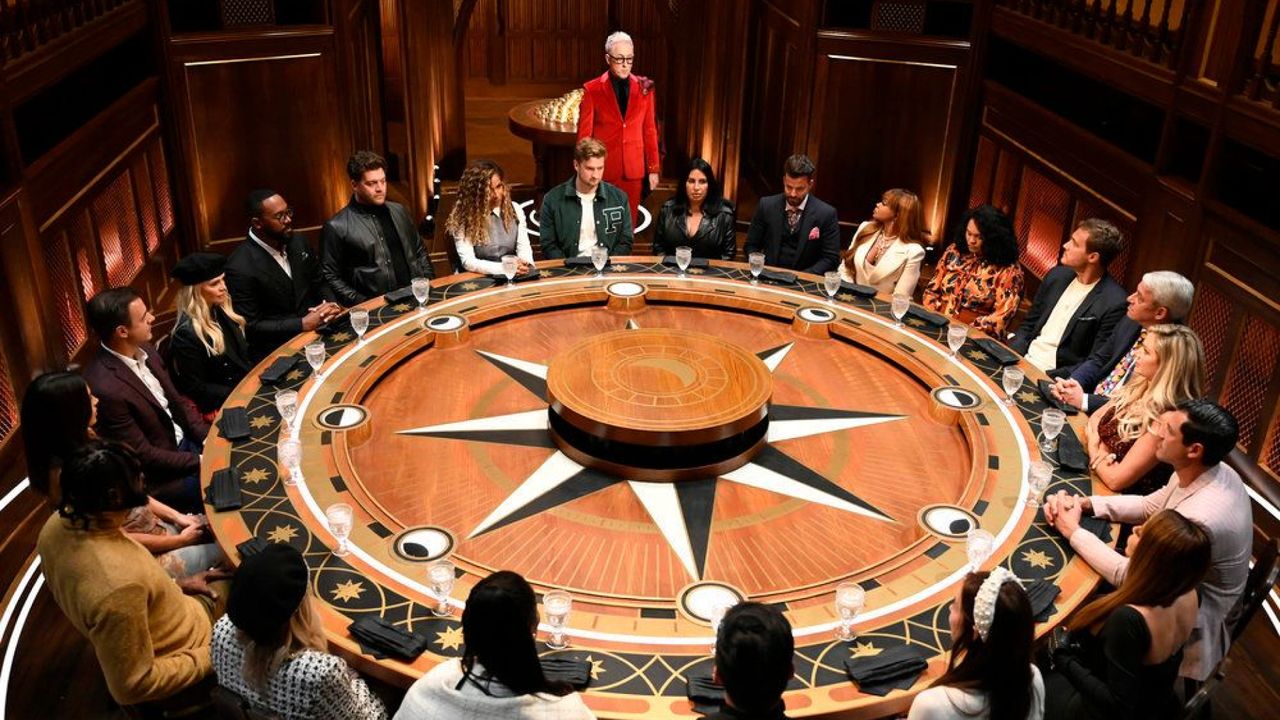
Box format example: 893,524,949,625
84,287,209,513
576,31,660,225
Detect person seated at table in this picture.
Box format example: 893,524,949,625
837,188,927,296
447,159,535,276
168,252,252,416
1042,510,1210,720
1084,324,1204,495
213,543,387,720
1043,399,1250,681
538,137,634,261
1009,219,1128,375
21,370,96,505
394,571,595,719
922,205,1025,336
37,441,229,708
743,154,841,275
653,158,738,260
908,568,1043,720
705,602,795,720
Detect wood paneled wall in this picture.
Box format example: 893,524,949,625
741,0,818,195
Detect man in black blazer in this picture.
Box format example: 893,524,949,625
744,154,841,276
225,189,343,361
1009,219,1128,375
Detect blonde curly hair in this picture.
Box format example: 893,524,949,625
1110,324,1204,441
446,160,515,248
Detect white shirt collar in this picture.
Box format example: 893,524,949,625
100,342,146,369
249,229,287,258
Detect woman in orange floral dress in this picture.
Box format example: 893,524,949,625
923,205,1025,336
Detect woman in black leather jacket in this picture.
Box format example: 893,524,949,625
653,158,737,260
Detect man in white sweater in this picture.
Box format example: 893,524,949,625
1044,399,1251,681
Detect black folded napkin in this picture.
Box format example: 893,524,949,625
236,537,269,559
217,407,251,441
1037,379,1080,415
686,673,725,714
1025,579,1062,622
384,287,415,304
348,616,431,662
259,356,299,384
971,337,1020,366
844,644,929,696
661,255,710,269
540,657,592,690
486,269,543,283
205,468,242,511
905,305,949,328
759,269,796,284
840,280,878,298
563,256,602,268
315,316,349,337
1079,515,1114,543
1055,425,1088,471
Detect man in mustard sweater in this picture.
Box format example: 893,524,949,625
37,441,230,706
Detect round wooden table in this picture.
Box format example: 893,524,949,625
508,99,578,193
203,260,1106,719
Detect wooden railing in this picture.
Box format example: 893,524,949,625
1241,1,1280,109
995,0,1196,69
0,0,133,62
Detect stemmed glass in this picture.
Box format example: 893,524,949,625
411,277,430,311
274,389,298,431
305,340,326,380
591,245,609,278
1040,408,1067,454
427,559,456,617
350,309,370,346
947,323,968,358
277,437,302,486
543,590,573,650
676,246,692,278
501,254,519,289
823,271,841,304
325,503,353,557
891,293,910,328
966,528,995,571
1001,366,1025,406
834,582,866,642
748,252,765,285
1027,460,1053,508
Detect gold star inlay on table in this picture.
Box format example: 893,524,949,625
331,579,366,603
1018,390,1041,404
612,264,630,272
584,655,606,680
460,282,480,291
837,292,857,302
266,525,299,543
1021,548,1055,569
688,267,706,275
391,303,411,312
330,331,352,343
434,625,464,651
905,317,927,328
241,467,269,485
249,415,273,430
849,641,883,658
965,349,989,362
285,369,305,381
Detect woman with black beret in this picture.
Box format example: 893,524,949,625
167,252,252,416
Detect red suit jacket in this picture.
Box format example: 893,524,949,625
577,72,660,182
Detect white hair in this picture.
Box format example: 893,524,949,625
1143,270,1194,322
605,31,634,55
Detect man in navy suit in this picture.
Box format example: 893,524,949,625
1009,219,1128,375
84,287,208,512
1051,270,1195,413
225,189,342,361
744,154,841,276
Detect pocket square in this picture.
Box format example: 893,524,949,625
808,227,820,240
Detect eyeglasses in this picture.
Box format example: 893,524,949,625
607,55,635,65
270,207,295,222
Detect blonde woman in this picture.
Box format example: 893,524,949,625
448,160,535,276
839,188,927,296
168,253,251,415
1085,324,1204,494
213,544,387,719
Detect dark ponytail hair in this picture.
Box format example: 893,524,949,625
58,441,150,529
461,571,572,697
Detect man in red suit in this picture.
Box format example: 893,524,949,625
577,31,660,225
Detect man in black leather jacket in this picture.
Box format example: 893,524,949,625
321,151,434,305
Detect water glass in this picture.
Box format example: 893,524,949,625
835,582,866,642
947,323,968,358
277,437,302,486
274,389,298,430
1001,366,1025,406
544,590,573,649
676,246,692,278
305,340,326,380
1040,408,1067,453
823,271,841,304
891,294,910,328
1027,460,1053,508
411,277,430,310
325,503,353,557
501,254,519,288
749,252,765,285
350,309,370,345
427,559,456,617
591,245,609,278
966,528,995,571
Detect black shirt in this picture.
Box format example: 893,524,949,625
356,202,411,288
610,73,630,117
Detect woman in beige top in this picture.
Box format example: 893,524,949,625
838,188,927,296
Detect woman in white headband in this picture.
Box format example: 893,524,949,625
908,568,1044,719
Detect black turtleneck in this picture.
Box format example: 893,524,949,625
355,201,410,287
611,73,630,117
